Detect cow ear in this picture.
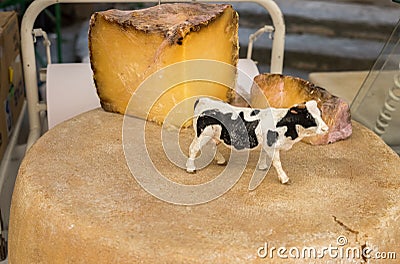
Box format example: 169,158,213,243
297,103,306,109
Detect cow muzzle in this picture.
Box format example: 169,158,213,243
317,121,329,135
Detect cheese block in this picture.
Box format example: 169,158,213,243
251,73,352,145
89,3,238,127
8,109,400,263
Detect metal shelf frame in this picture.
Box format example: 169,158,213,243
21,0,285,150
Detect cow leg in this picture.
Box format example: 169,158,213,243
272,150,290,184
186,127,214,173
258,148,269,170
213,140,226,165
214,150,226,165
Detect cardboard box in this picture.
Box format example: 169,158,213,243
0,12,25,161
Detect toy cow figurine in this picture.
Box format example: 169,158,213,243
186,98,329,184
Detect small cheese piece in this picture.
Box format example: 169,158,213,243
89,3,238,127
251,73,352,145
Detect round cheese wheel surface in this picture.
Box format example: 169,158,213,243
9,109,400,263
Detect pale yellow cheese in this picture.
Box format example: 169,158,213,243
89,3,239,127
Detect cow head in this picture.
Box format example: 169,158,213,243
303,100,329,136
276,100,328,140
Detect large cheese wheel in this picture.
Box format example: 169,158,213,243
9,109,400,263
89,3,238,127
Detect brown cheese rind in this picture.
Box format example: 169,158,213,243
91,3,233,45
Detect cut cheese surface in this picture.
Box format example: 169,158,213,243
89,3,238,127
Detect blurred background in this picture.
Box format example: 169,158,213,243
2,0,398,79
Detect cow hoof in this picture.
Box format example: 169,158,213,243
186,168,196,174
280,178,291,185
216,160,226,166
214,155,226,165
258,164,268,171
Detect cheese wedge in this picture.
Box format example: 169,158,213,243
251,73,352,145
89,3,238,127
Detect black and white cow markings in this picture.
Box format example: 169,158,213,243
276,106,318,140
250,109,260,116
266,130,279,147
186,98,329,184
196,110,260,150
